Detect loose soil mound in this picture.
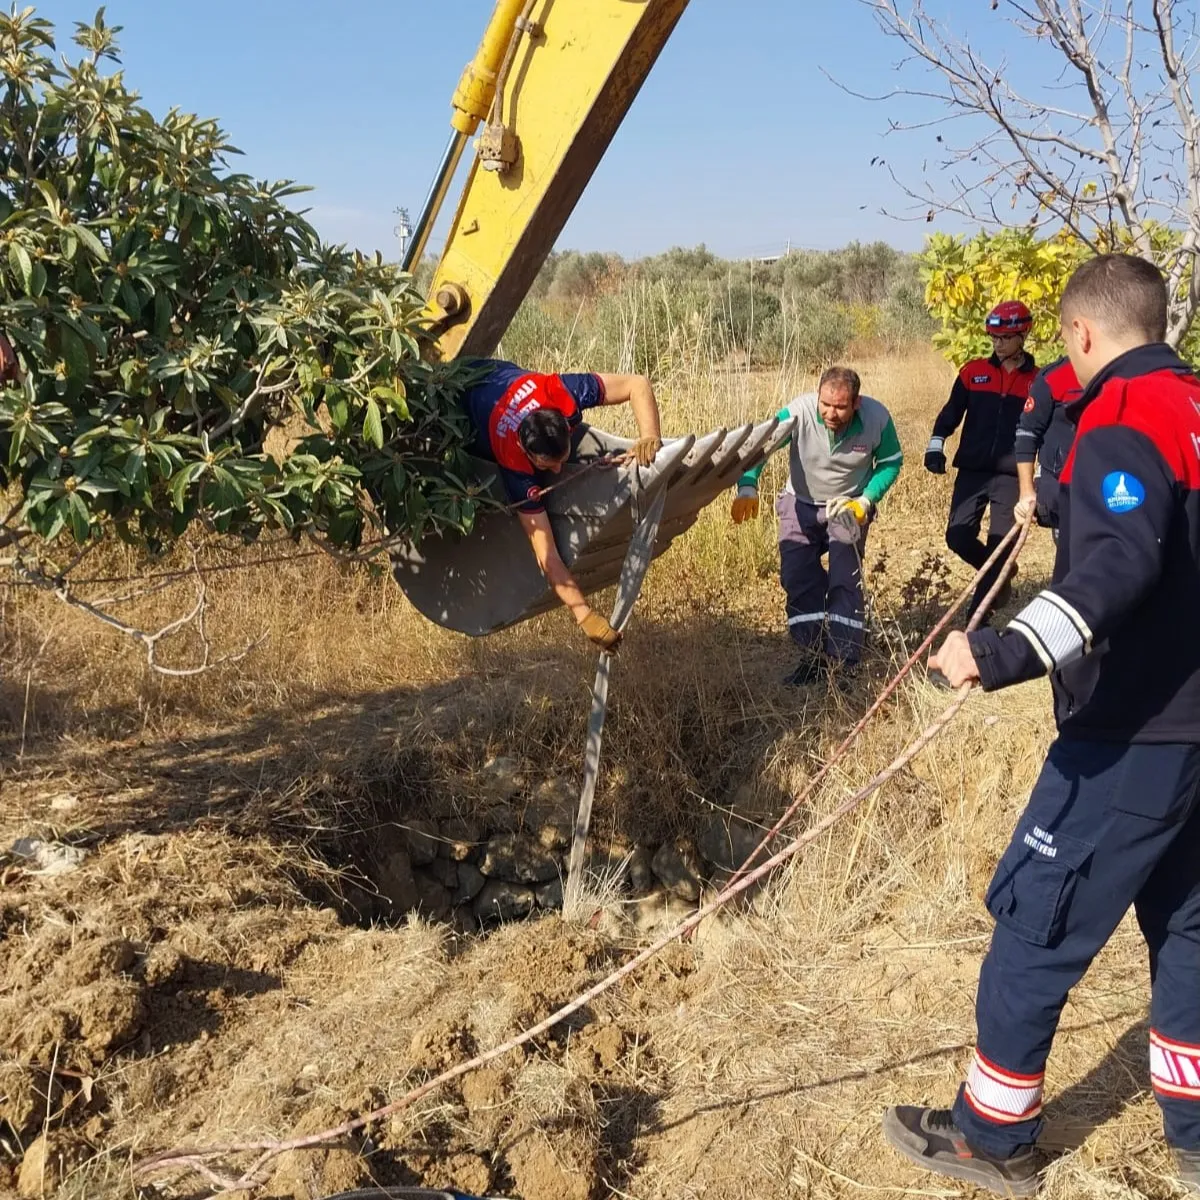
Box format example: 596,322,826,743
0,354,1177,1199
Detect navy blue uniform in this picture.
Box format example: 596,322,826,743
932,352,1039,616
1014,356,1083,531
952,344,1200,1158
461,359,604,513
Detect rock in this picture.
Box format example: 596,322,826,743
439,815,483,861
524,778,577,850
10,837,89,876
426,856,459,890
451,905,477,935
534,877,564,909
374,848,419,912
402,818,440,866
534,776,576,807
584,837,633,885
48,794,79,812
474,880,536,923
18,1133,87,1198
628,844,655,896
414,871,453,921
697,812,762,874
651,837,703,902
73,937,136,984
481,755,522,802
480,833,559,884
693,906,734,950
631,889,696,937
453,862,487,905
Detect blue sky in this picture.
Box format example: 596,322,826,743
26,0,1015,260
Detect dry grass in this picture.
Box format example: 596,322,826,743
0,346,1169,1199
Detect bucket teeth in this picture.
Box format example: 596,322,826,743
392,415,797,636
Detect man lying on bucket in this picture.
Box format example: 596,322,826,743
461,358,663,651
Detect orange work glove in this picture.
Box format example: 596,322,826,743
580,610,622,652
731,485,760,524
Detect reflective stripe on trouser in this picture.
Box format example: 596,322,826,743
776,494,867,662
952,739,1200,1159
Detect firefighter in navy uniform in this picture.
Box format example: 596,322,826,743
1014,355,1084,540
461,359,663,651
885,255,1200,1197
925,301,1038,618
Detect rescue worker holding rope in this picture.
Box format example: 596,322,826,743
885,255,1200,1196
461,360,663,652
925,301,1039,620
731,366,903,687
1014,355,1084,539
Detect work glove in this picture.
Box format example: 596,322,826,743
924,437,946,475
730,485,760,524
630,436,662,467
827,496,871,541
580,610,622,652
826,495,872,524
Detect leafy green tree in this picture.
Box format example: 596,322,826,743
0,6,477,572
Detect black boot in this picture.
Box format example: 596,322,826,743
882,1106,1040,1197
782,654,824,688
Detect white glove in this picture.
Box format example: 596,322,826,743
826,496,872,542
826,496,872,522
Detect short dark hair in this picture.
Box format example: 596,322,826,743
1060,254,1168,343
518,408,571,460
818,365,861,401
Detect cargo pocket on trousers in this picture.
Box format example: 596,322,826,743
984,817,1093,948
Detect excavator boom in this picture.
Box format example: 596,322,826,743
413,0,690,359
394,0,794,635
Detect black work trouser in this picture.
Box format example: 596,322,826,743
945,469,1019,619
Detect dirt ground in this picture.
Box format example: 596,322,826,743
0,351,1185,1200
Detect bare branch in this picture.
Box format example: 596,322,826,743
855,0,1200,345
15,556,267,676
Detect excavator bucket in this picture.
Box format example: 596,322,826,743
391,415,796,636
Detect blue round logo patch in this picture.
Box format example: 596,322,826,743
1102,471,1146,514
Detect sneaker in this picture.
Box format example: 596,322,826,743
882,1106,1041,1197
782,657,823,688
1173,1146,1200,1194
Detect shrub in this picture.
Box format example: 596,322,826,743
0,7,477,559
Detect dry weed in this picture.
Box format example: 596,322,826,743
0,347,1163,1199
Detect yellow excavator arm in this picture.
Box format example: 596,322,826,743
405,0,690,360
392,0,799,636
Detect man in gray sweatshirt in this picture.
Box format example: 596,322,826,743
732,366,904,686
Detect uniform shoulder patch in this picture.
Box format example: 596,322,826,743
1023,396,1035,412
1102,471,1146,513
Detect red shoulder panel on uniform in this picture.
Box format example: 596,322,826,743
960,358,995,385
1045,359,1081,403
1068,370,1200,487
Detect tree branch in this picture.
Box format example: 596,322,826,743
16,555,267,675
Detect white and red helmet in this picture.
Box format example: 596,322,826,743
985,300,1032,336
